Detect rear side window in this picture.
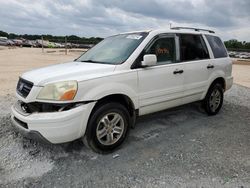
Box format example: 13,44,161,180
179,34,209,61
205,35,228,58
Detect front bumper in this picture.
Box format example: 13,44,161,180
11,101,96,144
11,115,51,144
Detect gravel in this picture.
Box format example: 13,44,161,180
0,84,249,187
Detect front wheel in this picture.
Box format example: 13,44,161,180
203,83,224,115
83,102,130,153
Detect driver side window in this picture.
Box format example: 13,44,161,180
146,37,176,64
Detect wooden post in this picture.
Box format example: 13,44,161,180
65,36,67,55
42,36,44,53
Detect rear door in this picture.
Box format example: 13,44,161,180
137,34,185,115
178,34,211,103
204,35,231,85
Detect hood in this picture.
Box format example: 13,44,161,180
21,62,116,86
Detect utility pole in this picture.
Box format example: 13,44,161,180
65,36,67,55
42,36,44,53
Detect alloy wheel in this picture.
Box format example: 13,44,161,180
96,112,125,146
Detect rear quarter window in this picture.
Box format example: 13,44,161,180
205,35,228,58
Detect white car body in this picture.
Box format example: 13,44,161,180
11,28,233,144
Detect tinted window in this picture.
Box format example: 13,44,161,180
146,37,176,64
179,34,209,61
206,35,228,58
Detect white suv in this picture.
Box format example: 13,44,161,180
11,27,233,153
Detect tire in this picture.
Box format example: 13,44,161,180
84,102,130,153
203,83,224,115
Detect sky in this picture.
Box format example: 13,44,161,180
0,0,249,41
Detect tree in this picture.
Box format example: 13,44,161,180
224,39,250,50
0,30,103,44
0,30,8,37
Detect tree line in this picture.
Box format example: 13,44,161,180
224,39,250,51
0,30,103,44
1,30,250,49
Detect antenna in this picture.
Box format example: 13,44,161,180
169,21,173,29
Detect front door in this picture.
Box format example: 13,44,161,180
137,34,185,115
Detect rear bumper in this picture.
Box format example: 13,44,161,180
11,101,96,144
225,76,233,91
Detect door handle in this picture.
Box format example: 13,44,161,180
173,69,184,74
207,64,214,69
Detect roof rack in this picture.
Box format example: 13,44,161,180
171,26,215,33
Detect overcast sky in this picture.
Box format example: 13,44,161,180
0,0,249,41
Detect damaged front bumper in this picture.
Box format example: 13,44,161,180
11,115,51,144
11,100,96,144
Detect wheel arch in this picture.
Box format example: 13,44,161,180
93,93,136,117
210,77,226,90
85,93,137,131
201,76,226,100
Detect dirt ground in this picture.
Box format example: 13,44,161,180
0,48,250,187
232,64,250,88
0,47,83,97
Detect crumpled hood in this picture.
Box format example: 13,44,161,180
21,61,116,86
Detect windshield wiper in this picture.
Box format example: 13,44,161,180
80,59,112,64
80,59,99,63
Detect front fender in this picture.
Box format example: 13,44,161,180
76,72,139,109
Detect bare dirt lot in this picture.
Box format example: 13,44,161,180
0,48,250,187
0,47,82,97
232,64,250,88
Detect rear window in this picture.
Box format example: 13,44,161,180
179,34,209,61
205,35,228,58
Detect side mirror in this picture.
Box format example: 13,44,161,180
141,54,157,67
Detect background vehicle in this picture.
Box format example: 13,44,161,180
36,39,49,48
0,38,8,46
0,37,15,46
11,27,233,153
12,39,23,46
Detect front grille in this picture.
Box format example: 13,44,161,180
16,78,33,98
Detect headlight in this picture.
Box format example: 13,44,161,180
37,81,77,101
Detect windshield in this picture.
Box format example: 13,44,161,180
76,32,148,64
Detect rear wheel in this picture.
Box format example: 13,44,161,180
203,83,224,115
84,102,130,153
